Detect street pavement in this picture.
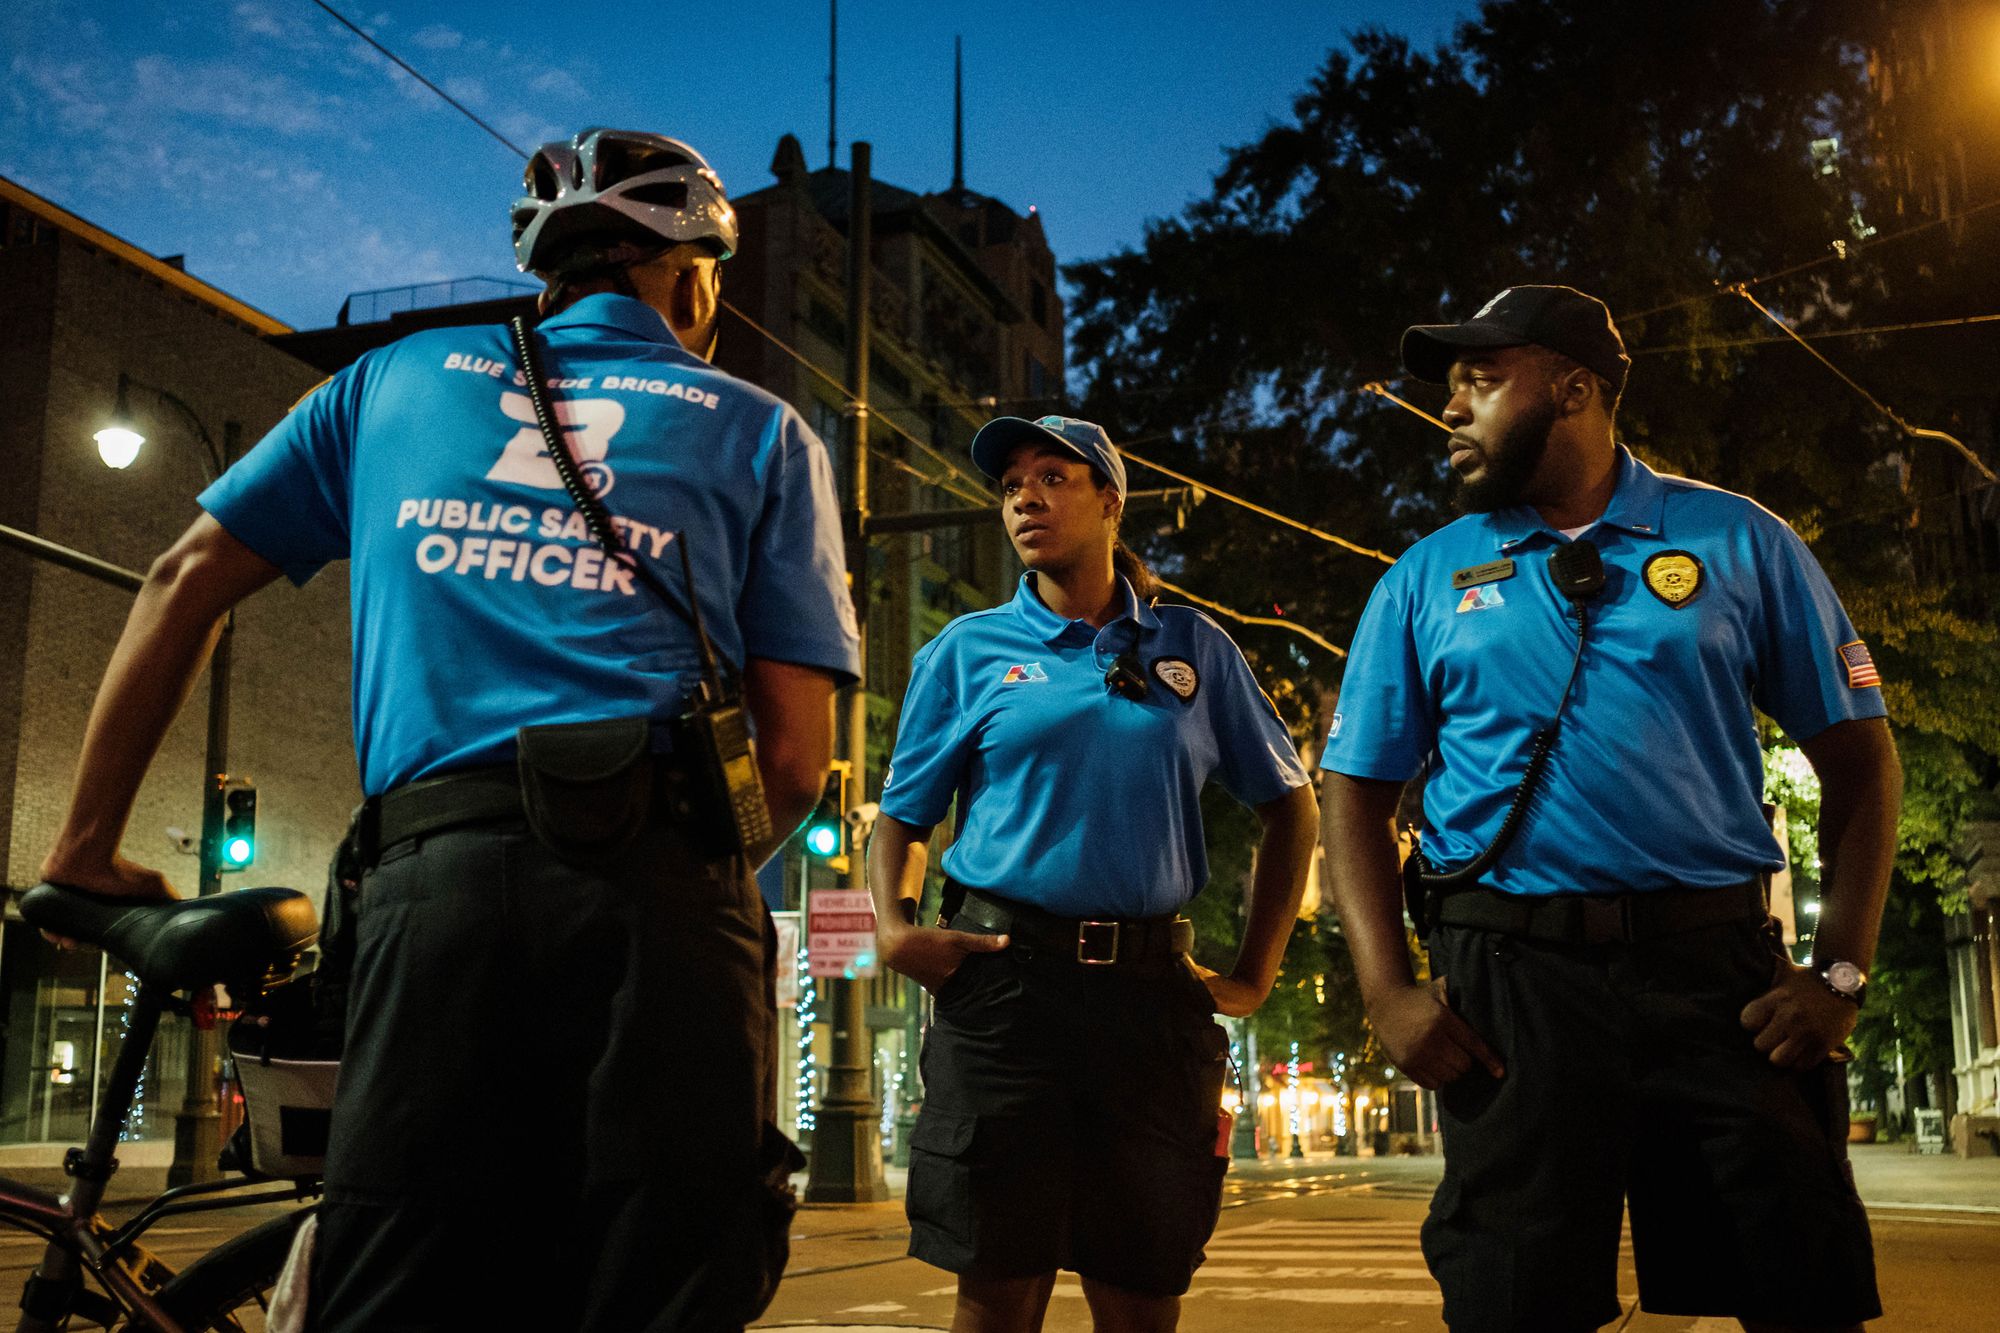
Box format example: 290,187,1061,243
0,1145,1986,1329
758,1146,2000,1332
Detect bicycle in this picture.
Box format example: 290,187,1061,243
5,881,323,1332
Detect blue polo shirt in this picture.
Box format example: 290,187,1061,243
880,573,1310,917
1320,445,1885,896
200,294,860,796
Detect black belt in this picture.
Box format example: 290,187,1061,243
1434,879,1768,946
363,758,684,864
949,886,1194,965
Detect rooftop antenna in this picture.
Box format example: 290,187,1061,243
827,0,838,168
952,35,964,195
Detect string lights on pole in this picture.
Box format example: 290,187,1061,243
118,972,145,1142
794,944,818,1135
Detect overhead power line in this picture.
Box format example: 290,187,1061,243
308,3,1361,655
1631,310,2000,355
1725,286,1996,483
1618,193,2000,325
308,1,529,161
1155,577,1346,658
1361,381,1448,431
717,300,993,506
1114,445,1397,567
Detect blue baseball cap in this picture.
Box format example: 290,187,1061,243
969,415,1127,499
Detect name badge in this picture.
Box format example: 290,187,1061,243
1451,558,1517,590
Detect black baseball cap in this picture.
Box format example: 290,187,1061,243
1400,284,1630,393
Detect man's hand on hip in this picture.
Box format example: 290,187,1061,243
1740,957,1858,1069
1368,977,1506,1089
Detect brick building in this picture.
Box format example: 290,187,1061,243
0,176,349,1153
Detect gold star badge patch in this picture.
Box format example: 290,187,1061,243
1643,551,1704,608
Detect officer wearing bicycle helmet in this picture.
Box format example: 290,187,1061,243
41,128,857,1332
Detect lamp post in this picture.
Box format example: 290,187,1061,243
95,374,238,1187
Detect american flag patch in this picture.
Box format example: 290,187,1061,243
1839,641,1880,689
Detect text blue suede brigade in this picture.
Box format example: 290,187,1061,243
200,294,860,795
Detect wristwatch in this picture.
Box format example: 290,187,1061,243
1817,960,1868,1007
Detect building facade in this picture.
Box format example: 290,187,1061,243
0,176,349,1156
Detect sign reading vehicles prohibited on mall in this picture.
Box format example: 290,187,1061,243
806,889,878,980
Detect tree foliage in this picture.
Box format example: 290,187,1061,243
1075,0,2000,1095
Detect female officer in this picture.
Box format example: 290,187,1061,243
868,415,1320,1333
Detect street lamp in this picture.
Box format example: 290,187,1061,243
91,373,238,1188
92,379,145,469
95,375,227,478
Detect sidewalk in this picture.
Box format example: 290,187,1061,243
1848,1141,2000,1212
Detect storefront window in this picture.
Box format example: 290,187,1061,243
0,924,189,1145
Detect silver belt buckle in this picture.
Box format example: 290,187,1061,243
1076,920,1120,964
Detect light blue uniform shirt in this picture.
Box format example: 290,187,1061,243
201,294,860,796
1320,445,1885,896
880,573,1310,918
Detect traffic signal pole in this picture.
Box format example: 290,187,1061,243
806,141,891,1204
167,421,239,1187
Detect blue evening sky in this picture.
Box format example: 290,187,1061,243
2,1,1473,330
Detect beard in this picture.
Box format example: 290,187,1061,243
1452,397,1559,514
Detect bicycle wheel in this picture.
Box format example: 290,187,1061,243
144,1207,315,1332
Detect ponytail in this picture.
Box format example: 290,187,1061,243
1113,537,1160,603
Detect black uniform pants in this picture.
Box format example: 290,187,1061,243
310,816,797,1333
1423,916,1880,1332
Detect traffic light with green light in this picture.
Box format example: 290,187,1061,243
219,780,257,871
804,760,851,873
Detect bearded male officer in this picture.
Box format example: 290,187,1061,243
39,129,858,1330
1319,285,1900,1332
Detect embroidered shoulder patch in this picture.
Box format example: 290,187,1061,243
1839,641,1880,690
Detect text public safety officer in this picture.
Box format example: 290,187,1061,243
40,129,859,1332
868,415,1319,1333
1319,286,1901,1333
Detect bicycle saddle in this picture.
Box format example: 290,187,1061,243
21,883,319,993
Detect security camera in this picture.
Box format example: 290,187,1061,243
165,826,197,856
844,802,881,830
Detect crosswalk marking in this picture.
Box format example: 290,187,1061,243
1195,1265,1432,1280
1207,1218,1436,1306
911,1216,1444,1310
1196,1287,1443,1305
1201,1248,1421,1260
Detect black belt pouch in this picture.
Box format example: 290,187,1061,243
515,715,653,864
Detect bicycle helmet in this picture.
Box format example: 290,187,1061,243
510,128,738,278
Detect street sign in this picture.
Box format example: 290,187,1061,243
771,911,801,1009
807,889,877,979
